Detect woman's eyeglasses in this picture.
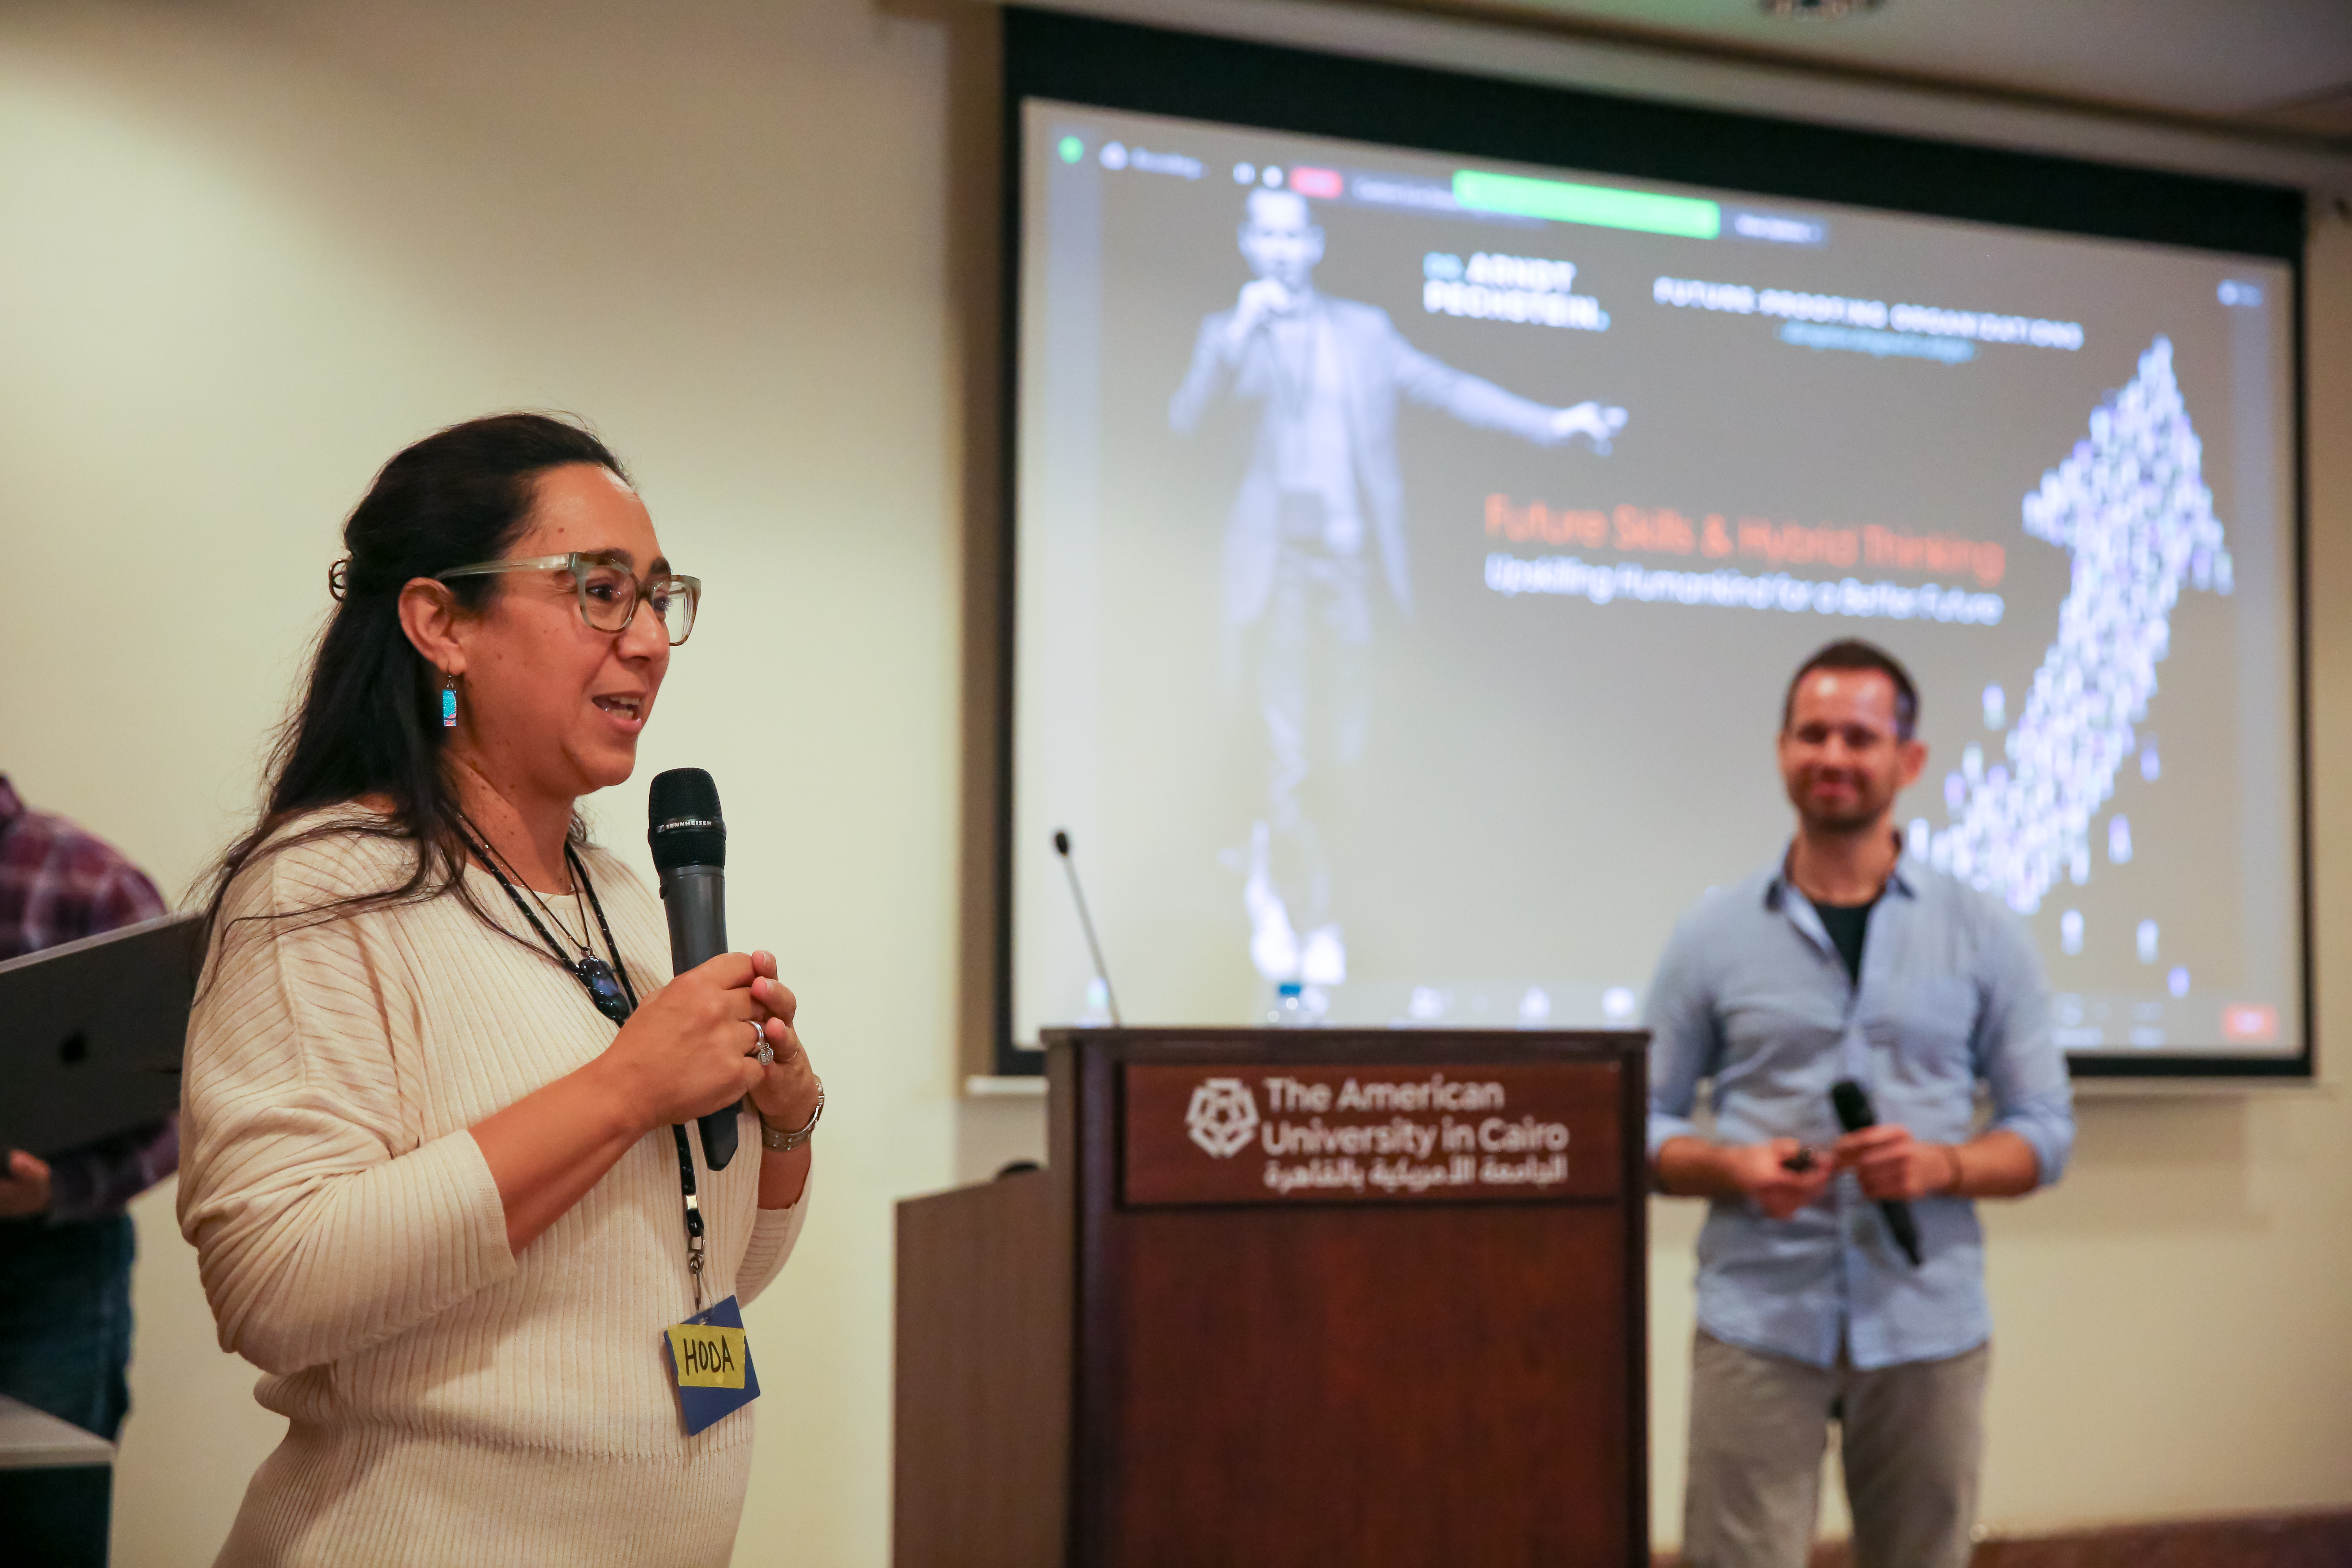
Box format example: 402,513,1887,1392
436,551,699,645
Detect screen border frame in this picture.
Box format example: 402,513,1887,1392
992,5,2314,1083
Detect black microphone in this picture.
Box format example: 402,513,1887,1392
1051,829,1121,1027
650,768,739,1170
1830,1080,1922,1267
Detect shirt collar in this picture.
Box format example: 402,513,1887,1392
1763,834,1918,911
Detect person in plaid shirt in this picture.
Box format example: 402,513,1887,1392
0,773,180,1454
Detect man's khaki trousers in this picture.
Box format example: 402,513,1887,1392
1681,1329,1989,1568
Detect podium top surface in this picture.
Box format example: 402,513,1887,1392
1038,1025,1646,1066
0,1396,114,1470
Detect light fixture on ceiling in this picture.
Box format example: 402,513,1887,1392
1761,0,1885,17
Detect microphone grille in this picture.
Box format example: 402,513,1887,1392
648,767,726,871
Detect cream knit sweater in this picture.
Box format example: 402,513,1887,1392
178,818,808,1567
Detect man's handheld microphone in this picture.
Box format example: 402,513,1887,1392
1051,829,1121,1027
650,768,739,1171
1830,1079,1922,1268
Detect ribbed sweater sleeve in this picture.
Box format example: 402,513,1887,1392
737,1180,811,1305
179,840,516,1377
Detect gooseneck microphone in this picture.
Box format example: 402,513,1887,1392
1051,829,1121,1027
650,768,739,1170
1830,1080,1922,1268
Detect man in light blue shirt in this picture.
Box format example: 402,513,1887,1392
1646,640,2074,1568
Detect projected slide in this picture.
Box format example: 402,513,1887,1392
1014,102,2300,1062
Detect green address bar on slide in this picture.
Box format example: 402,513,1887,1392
1452,169,1720,239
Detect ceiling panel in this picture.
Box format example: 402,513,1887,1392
1404,0,2352,134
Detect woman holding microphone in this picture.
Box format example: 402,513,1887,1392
180,414,820,1566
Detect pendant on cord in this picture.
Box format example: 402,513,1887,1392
575,957,630,1025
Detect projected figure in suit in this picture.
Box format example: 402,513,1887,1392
1170,187,1627,987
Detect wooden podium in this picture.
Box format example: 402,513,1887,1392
895,1028,1649,1568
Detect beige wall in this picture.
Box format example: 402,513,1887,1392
0,2,2343,1562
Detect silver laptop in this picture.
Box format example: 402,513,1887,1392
0,913,201,1158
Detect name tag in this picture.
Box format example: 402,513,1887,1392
662,1294,760,1435
667,1323,748,1388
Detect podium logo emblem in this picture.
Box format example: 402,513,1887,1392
1185,1078,1260,1159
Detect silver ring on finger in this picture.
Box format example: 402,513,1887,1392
751,1022,775,1066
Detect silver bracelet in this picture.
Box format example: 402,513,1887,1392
760,1078,824,1153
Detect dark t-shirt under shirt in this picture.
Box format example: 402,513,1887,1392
1815,897,1879,984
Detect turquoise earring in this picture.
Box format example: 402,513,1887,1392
442,673,458,728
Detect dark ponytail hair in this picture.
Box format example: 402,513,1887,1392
197,412,631,955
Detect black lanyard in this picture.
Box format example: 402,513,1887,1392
460,823,710,1307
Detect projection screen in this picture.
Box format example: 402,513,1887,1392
1002,14,2308,1079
